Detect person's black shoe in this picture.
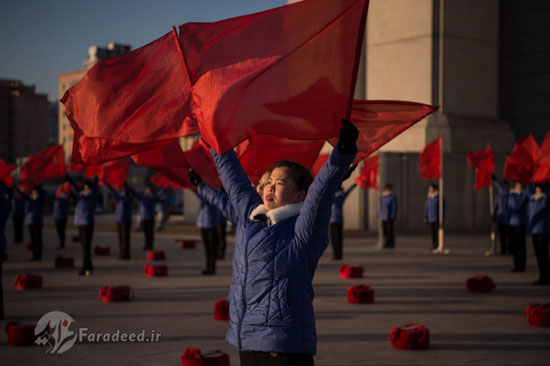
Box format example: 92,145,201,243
510,269,525,273
201,269,215,275
78,269,86,276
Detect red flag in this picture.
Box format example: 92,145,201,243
99,159,130,189
55,182,73,198
3,175,13,187
419,138,441,180
151,173,183,189
311,154,330,178
0,158,16,181
69,161,102,178
467,147,494,190
237,136,324,185
355,155,378,189
183,139,222,189
533,131,550,183
20,145,67,191
503,135,540,185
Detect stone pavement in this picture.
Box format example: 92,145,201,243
1,216,549,366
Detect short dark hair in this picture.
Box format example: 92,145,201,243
384,183,393,190
429,183,438,190
271,160,313,193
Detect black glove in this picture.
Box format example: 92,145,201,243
342,164,358,181
188,168,202,188
338,119,358,154
491,174,497,181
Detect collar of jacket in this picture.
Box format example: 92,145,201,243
532,193,545,200
80,191,91,197
427,192,439,199
511,188,523,194
249,202,303,226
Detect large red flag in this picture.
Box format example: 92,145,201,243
99,159,130,189
503,135,540,185
419,138,441,180
355,155,378,189
19,145,67,192
311,154,330,178
69,161,102,178
3,175,13,187
183,139,222,189
151,173,184,189
533,131,550,183
0,158,16,181
467,147,494,190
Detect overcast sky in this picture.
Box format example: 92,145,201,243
0,0,286,101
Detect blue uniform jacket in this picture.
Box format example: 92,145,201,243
16,187,45,225
0,185,11,253
106,185,134,223
492,191,509,224
135,190,163,221
195,192,220,229
212,144,355,355
11,195,25,217
381,193,398,221
53,194,71,221
528,193,549,235
424,193,444,223
493,179,529,227
329,184,356,223
69,179,98,226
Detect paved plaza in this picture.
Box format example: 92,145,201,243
1,215,549,365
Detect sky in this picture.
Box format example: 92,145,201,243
0,0,286,102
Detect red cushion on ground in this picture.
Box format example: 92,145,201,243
389,324,430,350
14,274,43,290
6,322,37,346
347,284,375,304
526,303,550,327
94,246,111,255
466,274,495,292
147,250,166,261
54,256,74,268
214,299,230,321
100,285,133,302
181,349,230,366
339,265,364,279
175,239,197,249
145,263,168,277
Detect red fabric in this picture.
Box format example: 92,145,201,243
144,263,168,277
347,284,375,304
419,138,441,180
504,135,540,185
466,275,496,293
61,29,196,165
389,324,430,350
7,322,37,346
339,265,364,279
0,158,16,181
180,0,369,153
181,349,229,366
311,154,330,178
533,131,550,183
99,286,132,303
355,155,378,189
55,182,73,198
99,159,130,189
151,173,183,189
69,161,102,177
3,175,13,187
175,239,197,249
525,303,550,328
14,274,43,290
183,139,222,189
19,145,66,192
467,147,494,190
94,246,111,255
54,256,74,268
238,135,324,185
214,299,230,321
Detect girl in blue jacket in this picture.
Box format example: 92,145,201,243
195,192,220,275
424,183,441,251
15,185,45,261
106,182,134,259
528,184,550,285
381,183,398,248
329,183,356,259
134,186,164,250
210,120,357,365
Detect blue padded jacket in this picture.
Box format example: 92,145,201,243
53,194,70,221
135,190,163,221
424,193,443,224
211,144,355,355
106,185,133,223
493,179,529,227
11,194,25,217
16,187,45,225
492,191,509,224
69,179,98,226
528,193,549,235
329,184,356,223
380,193,398,221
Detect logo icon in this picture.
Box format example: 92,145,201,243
34,311,77,354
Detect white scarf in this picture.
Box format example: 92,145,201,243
249,203,303,226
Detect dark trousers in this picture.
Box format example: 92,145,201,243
201,227,219,273
142,219,154,249
532,234,550,282
13,216,23,243
497,222,509,254
117,222,131,259
78,225,94,271
330,222,343,259
509,225,526,271
430,222,439,249
55,219,67,248
382,219,395,248
217,221,227,259
28,224,43,260
240,351,314,366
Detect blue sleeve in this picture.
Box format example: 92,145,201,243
341,183,357,201
210,149,262,224
105,184,120,200
493,178,509,194
424,198,429,219
525,184,534,197
294,144,355,252
198,182,237,224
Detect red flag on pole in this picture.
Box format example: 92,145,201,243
69,161,102,178
419,138,441,180
503,135,540,185
151,172,184,189
0,158,16,181
99,159,130,189
19,145,67,191
355,155,378,189
467,147,495,190
533,131,550,183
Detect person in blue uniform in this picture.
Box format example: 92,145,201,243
381,183,398,248
194,190,221,275
0,182,12,319
527,184,550,285
15,185,45,261
53,184,73,249
210,120,357,366
493,180,510,255
105,182,134,259
329,183,356,259
68,176,99,276
134,186,164,250
424,183,442,251
11,189,25,243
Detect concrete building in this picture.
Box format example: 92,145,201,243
58,42,131,159
0,79,49,164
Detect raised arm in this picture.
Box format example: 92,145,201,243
105,183,120,200
67,176,81,195
210,149,262,223
492,176,509,194
341,183,357,201
198,181,237,224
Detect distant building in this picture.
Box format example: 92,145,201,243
48,102,58,145
0,79,49,164
58,42,131,159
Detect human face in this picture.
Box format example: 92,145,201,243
428,186,436,194
514,182,522,191
145,187,152,196
263,167,305,211
256,171,271,196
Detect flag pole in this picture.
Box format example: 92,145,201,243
435,137,449,254
485,184,497,256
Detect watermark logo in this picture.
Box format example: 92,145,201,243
35,311,77,354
